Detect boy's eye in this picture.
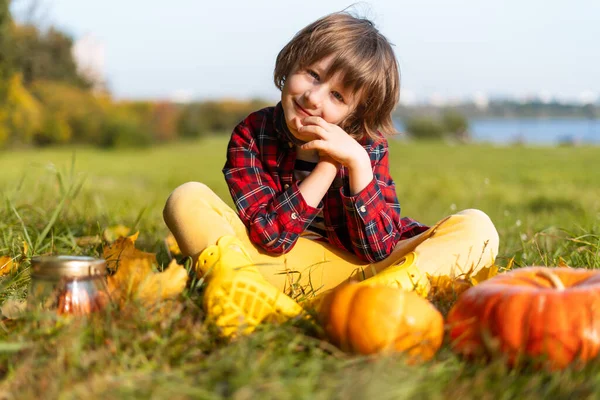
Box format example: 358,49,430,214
307,70,320,81
332,91,344,102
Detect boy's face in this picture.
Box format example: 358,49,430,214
281,55,357,143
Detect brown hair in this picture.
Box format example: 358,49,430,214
274,12,400,140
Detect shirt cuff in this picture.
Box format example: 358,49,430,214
278,181,322,233
340,177,383,223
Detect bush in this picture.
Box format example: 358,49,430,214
30,80,109,144
98,109,152,149
403,111,470,142
33,112,72,146
403,116,445,140
442,110,470,142
178,99,271,137
0,74,43,146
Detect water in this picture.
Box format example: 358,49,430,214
396,118,600,145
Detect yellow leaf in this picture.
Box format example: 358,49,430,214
0,299,26,319
137,259,189,305
0,256,15,276
428,273,471,301
75,235,102,247
102,225,132,243
165,233,181,256
105,235,188,308
557,257,570,268
107,256,153,303
102,231,155,271
469,265,499,286
505,256,515,271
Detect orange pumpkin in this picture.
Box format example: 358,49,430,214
447,266,600,369
319,282,444,362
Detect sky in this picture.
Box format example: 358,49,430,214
13,0,600,104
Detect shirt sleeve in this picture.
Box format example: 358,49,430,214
222,116,321,254
340,139,427,262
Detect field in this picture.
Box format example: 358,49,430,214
1,137,599,398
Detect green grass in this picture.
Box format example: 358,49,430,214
0,137,600,398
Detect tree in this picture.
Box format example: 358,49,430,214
0,0,14,102
12,24,92,88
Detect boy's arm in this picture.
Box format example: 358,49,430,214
298,157,338,207
340,139,428,262
223,117,327,254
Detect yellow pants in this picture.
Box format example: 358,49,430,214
163,182,499,294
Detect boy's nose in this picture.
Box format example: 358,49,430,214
304,87,325,108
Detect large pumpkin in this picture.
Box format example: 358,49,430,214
319,282,444,362
447,266,600,369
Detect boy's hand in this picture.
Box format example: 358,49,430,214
298,116,369,170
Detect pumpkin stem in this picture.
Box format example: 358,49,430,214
535,270,565,291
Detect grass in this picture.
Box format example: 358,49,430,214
0,137,599,398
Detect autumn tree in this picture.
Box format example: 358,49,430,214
0,0,13,102
12,24,91,88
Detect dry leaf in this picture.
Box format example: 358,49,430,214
469,265,500,286
102,225,132,243
0,299,26,319
428,274,471,301
107,257,188,307
75,235,102,247
0,256,15,276
429,263,503,301
136,259,189,305
165,233,181,256
557,256,570,268
22,241,28,258
104,234,188,308
102,231,156,271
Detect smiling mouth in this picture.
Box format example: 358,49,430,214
294,100,312,117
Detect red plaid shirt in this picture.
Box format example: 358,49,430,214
222,103,428,262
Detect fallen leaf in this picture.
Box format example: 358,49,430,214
0,256,15,276
104,235,188,308
75,235,102,247
469,265,499,286
428,274,471,301
107,257,188,307
102,225,132,243
102,231,156,271
429,263,502,301
557,256,570,268
0,299,26,319
137,259,189,305
165,233,181,256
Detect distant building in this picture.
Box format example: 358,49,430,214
72,34,106,93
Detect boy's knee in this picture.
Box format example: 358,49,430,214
454,209,499,255
163,181,210,223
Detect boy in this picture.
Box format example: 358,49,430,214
164,12,499,336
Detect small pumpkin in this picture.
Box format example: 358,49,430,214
447,266,600,369
319,282,444,362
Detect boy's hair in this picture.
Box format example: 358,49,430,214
274,11,400,140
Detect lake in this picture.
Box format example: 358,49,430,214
396,118,600,145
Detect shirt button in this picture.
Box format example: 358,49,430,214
359,206,367,213
291,212,298,220
283,184,290,189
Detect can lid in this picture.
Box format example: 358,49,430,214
31,256,107,278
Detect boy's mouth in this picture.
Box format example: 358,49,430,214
293,100,312,117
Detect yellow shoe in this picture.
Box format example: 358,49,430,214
357,252,430,297
198,236,303,337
